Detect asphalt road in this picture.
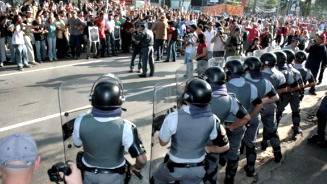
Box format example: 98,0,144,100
0,55,326,184
0,56,184,183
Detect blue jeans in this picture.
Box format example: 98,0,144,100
166,40,176,61
0,37,6,63
35,40,46,61
106,32,116,55
184,52,193,78
47,37,57,61
12,44,27,67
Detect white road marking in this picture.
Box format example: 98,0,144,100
0,87,155,132
0,56,128,78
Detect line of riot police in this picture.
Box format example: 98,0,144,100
47,48,315,184
147,48,315,184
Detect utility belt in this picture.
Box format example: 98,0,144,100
83,164,127,175
76,152,127,175
164,155,206,173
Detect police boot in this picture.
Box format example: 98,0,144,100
244,145,257,177
292,126,302,140
270,132,282,163
272,146,282,163
308,134,327,148
308,134,321,144
224,160,239,184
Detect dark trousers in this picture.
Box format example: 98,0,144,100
318,64,326,83
141,46,154,75
122,33,131,53
130,46,142,70
155,39,164,60
57,38,68,59
307,64,320,92
99,38,106,57
70,35,81,58
317,110,327,139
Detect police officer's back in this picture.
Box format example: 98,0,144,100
152,78,229,184
72,75,147,184
204,67,250,184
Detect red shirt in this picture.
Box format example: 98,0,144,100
197,43,207,56
246,27,260,43
95,18,106,39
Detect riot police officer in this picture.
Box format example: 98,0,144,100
72,74,147,184
244,57,281,164
282,49,304,139
151,78,230,184
138,22,155,78
203,67,251,184
294,51,316,97
224,60,263,178
129,23,143,73
260,53,287,158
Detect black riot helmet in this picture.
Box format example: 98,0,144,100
260,52,277,67
183,78,212,107
274,51,287,70
224,59,244,78
243,57,262,72
90,74,125,111
295,51,307,63
203,67,226,86
283,49,295,64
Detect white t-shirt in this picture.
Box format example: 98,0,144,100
204,29,216,52
12,25,25,45
105,17,115,33
185,32,197,54
213,34,226,52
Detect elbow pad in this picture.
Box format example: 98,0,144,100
128,125,146,158
212,124,229,147
252,98,262,106
236,104,247,119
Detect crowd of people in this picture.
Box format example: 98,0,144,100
1,0,327,184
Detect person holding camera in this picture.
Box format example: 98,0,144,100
72,75,147,184
0,133,41,184
211,26,226,58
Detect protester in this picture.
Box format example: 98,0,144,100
196,33,208,77
152,15,167,61
305,34,327,94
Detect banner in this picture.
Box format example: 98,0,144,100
88,26,100,43
202,4,244,16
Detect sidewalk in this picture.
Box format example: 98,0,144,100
219,86,327,184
